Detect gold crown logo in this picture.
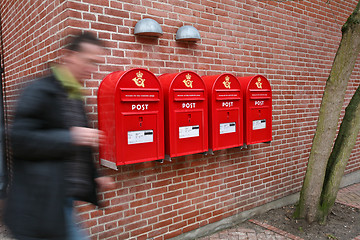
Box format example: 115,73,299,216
132,71,145,87
136,71,143,78
223,76,231,89
183,74,193,88
255,77,262,89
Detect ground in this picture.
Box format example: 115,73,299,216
199,202,360,240
201,183,360,240
251,203,360,240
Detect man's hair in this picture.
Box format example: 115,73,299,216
66,31,104,52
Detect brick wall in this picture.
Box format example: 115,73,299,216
1,0,360,239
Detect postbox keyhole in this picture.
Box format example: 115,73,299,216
227,111,230,120
258,110,261,117
139,117,143,127
188,114,191,123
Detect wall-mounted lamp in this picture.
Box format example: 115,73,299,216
134,18,163,37
175,25,201,42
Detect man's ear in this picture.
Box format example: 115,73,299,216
60,48,75,65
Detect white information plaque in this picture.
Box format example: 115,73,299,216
220,122,236,134
253,119,266,130
128,130,153,145
179,125,200,139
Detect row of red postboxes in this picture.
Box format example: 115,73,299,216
97,69,272,169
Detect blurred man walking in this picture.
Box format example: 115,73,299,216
4,32,114,240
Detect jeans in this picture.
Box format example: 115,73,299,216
64,198,90,240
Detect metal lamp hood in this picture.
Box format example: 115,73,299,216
176,25,201,42
134,18,163,37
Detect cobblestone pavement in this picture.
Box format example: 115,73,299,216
200,183,360,240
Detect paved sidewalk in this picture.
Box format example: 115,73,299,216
200,183,360,240
336,183,360,209
199,221,294,240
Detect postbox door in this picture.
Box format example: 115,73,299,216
248,94,271,144
212,88,242,151
173,110,206,156
118,112,160,165
214,108,241,150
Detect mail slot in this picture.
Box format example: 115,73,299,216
158,71,208,159
203,73,243,152
238,75,272,145
97,68,164,169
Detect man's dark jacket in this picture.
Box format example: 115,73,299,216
4,75,98,240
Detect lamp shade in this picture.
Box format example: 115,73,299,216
134,18,163,37
176,25,201,42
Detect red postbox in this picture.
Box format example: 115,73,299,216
97,68,164,169
158,71,208,159
203,73,243,152
238,75,272,145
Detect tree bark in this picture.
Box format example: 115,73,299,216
319,85,360,223
294,1,360,223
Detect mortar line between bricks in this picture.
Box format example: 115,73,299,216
248,219,304,240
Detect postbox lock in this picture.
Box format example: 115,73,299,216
139,117,143,127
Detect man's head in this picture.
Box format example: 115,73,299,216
62,32,105,83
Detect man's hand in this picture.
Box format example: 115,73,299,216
70,127,105,147
95,177,116,192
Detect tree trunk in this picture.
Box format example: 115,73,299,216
294,1,360,223
319,85,360,223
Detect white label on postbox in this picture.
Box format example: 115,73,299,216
182,102,196,109
131,104,149,111
179,125,199,139
253,119,266,130
222,102,233,107
220,122,236,134
128,130,153,145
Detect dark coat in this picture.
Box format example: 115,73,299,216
4,75,98,240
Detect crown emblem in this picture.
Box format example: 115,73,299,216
255,77,262,89
132,71,145,87
223,76,231,89
183,74,193,88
